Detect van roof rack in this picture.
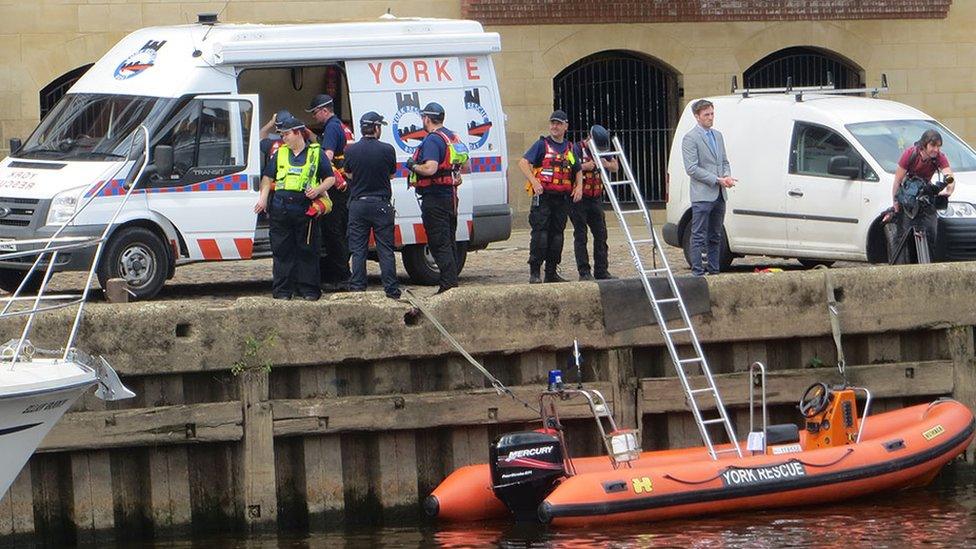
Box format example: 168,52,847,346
730,73,888,102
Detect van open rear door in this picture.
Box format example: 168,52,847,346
346,58,474,249
144,94,261,260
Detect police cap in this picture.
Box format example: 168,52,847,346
359,111,388,127
420,102,446,118
305,94,334,112
549,110,569,124
276,115,306,132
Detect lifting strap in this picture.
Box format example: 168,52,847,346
817,266,847,384
402,288,539,414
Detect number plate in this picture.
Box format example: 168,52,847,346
0,239,16,252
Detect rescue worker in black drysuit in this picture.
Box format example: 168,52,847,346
888,129,955,264
406,102,465,294
570,124,618,281
306,94,353,290
343,111,401,299
254,115,335,300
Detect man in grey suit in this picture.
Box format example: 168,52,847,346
681,99,736,276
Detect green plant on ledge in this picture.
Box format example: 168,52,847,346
232,333,278,376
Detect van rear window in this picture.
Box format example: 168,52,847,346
847,120,976,173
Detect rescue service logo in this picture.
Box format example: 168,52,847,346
720,461,807,487
392,92,425,154
114,40,166,81
464,88,493,151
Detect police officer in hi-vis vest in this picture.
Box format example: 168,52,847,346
571,125,618,281
405,102,465,294
306,93,352,290
254,115,335,300
518,110,583,284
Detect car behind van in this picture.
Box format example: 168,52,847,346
0,15,511,299
664,91,976,269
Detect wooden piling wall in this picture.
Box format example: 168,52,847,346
2,263,976,541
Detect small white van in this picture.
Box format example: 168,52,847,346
664,90,976,269
0,15,511,299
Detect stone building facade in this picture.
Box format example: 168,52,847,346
0,0,971,215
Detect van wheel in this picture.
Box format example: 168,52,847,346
681,226,733,271
401,242,468,286
0,268,44,294
798,259,835,269
97,227,168,300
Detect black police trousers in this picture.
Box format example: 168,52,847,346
348,196,400,297
420,192,459,290
319,188,351,285
569,196,609,277
528,192,570,274
270,191,321,298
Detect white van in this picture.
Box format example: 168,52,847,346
0,15,511,299
663,91,976,269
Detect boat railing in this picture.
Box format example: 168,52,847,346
747,361,768,452
849,386,872,443
1,126,151,367
540,387,641,472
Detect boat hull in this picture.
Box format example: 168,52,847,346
428,400,975,525
0,361,96,498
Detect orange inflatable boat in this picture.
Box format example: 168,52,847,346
427,384,974,526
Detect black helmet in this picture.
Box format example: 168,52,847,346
590,125,610,151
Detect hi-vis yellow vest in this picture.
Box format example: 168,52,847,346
274,142,321,192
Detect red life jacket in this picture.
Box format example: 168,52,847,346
411,129,460,188
579,139,603,198
533,138,574,194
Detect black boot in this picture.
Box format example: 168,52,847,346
529,265,542,284
544,271,569,283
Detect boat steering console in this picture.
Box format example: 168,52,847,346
800,382,872,450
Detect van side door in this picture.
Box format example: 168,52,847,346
143,94,261,260
785,121,877,257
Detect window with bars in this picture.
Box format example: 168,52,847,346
553,51,679,204
743,47,862,90
39,64,93,119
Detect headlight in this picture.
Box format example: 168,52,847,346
45,186,87,226
938,202,976,218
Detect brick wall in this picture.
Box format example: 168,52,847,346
462,0,952,25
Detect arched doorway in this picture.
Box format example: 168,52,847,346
39,64,93,119
553,51,679,203
743,47,862,89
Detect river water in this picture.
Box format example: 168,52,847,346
100,461,976,548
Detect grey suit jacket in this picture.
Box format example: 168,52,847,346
682,125,731,202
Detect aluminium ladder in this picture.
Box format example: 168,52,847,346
587,136,742,460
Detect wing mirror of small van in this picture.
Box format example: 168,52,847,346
9,138,22,155
153,145,174,180
827,156,860,179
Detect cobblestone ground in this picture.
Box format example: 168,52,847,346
38,212,861,303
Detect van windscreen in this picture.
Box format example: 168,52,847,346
847,119,976,174
19,94,173,161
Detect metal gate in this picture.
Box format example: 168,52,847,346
39,64,93,119
743,47,862,89
553,51,678,204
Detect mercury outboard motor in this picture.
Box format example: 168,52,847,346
489,431,566,521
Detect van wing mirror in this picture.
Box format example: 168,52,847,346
153,145,174,180
827,155,860,179
8,138,22,154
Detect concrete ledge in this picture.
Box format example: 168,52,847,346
6,262,976,376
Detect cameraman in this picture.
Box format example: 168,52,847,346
891,129,954,263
